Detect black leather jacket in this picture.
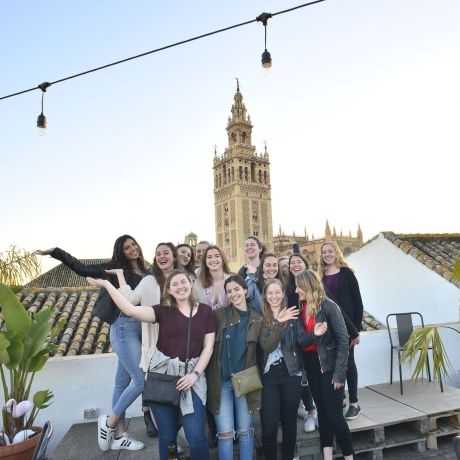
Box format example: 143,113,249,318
259,317,316,377
313,297,349,384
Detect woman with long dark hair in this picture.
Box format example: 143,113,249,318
296,270,354,460
87,269,216,460
177,243,196,276
37,235,147,451
237,235,266,279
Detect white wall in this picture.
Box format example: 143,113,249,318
348,233,460,325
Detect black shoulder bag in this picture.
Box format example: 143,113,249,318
143,306,193,407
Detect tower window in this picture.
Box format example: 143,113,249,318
250,163,255,182
239,166,243,179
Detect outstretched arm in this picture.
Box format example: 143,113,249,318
86,277,156,323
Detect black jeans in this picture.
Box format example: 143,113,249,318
260,360,303,460
301,384,315,412
303,352,354,457
345,347,358,403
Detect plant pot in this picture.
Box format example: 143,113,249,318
0,426,42,460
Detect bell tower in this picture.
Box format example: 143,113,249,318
213,81,273,271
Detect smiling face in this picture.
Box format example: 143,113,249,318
155,244,175,272
244,238,261,259
195,242,210,266
168,273,192,302
265,282,284,309
321,243,337,267
206,248,223,272
225,280,247,309
122,238,140,261
177,246,192,267
289,256,307,277
262,256,279,279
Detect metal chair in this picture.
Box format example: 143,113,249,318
454,435,460,459
31,420,53,460
386,312,432,395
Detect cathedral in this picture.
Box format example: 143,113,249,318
186,84,363,271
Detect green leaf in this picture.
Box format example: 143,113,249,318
0,283,31,338
0,334,10,365
23,307,53,361
32,389,54,409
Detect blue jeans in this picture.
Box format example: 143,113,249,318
214,380,254,460
109,315,145,418
150,389,209,460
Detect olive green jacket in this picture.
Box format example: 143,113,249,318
206,305,285,414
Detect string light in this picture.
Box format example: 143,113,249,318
257,13,273,72
37,82,51,135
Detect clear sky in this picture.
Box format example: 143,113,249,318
1,0,459,274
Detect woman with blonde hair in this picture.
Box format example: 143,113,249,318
259,278,326,460
87,269,217,460
320,240,364,420
296,270,354,460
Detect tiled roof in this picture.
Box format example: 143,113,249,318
25,259,110,288
382,232,460,288
362,311,384,331
9,288,112,357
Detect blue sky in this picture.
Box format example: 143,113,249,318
1,0,459,273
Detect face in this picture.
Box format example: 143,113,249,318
279,258,289,277
295,284,307,301
168,273,192,301
321,244,337,266
262,256,279,279
225,281,247,308
155,245,174,272
244,238,261,258
177,246,192,267
196,243,209,265
289,256,306,277
206,248,223,271
266,283,284,309
122,238,140,261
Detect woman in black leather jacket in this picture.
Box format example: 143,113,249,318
296,270,354,460
259,278,327,460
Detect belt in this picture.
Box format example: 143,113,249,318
271,357,284,366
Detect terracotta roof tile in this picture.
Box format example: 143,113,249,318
383,232,460,288
15,288,112,356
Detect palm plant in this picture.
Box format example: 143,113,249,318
401,257,460,384
0,246,40,287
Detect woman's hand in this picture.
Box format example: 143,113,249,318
332,380,344,390
277,306,300,323
105,268,123,276
176,373,198,392
35,248,55,256
86,277,108,289
313,321,328,337
349,335,360,349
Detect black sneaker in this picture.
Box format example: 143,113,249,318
345,405,361,420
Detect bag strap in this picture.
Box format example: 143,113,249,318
184,304,194,375
224,307,234,376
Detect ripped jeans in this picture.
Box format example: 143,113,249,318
214,380,254,460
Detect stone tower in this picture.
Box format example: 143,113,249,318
213,82,273,271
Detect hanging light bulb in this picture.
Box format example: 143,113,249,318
256,12,273,74
36,82,51,135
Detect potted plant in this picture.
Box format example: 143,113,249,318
401,258,460,386
0,282,61,459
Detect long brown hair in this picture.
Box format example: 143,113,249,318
295,270,326,317
199,245,232,289
151,242,180,294
262,278,287,327
257,253,285,292
162,269,196,309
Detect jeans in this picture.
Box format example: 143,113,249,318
150,389,209,460
346,347,358,403
110,315,145,418
301,384,315,412
303,352,354,456
214,380,254,460
260,361,302,460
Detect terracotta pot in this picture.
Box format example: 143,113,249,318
0,426,42,460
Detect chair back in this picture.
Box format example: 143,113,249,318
31,420,53,460
454,435,460,459
386,312,425,348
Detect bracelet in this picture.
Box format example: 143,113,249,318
193,370,201,378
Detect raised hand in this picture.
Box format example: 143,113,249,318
313,321,328,337
35,248,56,256
277,306,300,323
86,277,107,289
105,268,123,276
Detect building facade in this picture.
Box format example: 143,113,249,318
213,83,273,271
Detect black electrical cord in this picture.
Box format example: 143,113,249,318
0,0,325,102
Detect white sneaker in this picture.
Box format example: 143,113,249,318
110,432,145,451
304,414,317,433
297,402,308,419
97,415,115,451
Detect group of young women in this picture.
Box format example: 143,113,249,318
37,234,364,460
